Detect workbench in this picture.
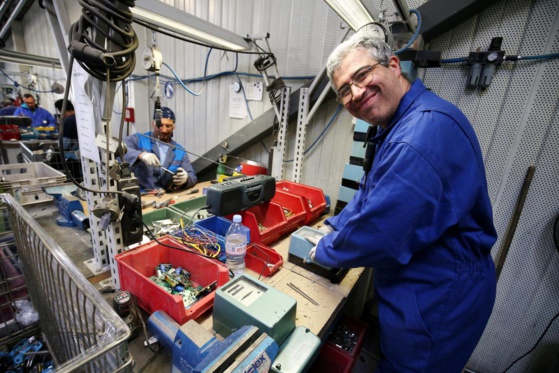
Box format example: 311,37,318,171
27,180,371,371
139,180,367,339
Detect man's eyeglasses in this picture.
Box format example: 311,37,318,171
336,62,384,104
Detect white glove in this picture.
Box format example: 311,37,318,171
140,152,161,167
173,167,188,186
319,224,334,234
304,235,321,263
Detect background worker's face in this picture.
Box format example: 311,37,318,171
153,118,175,143
23,96,36,110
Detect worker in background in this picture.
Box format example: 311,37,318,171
123,107,197,191
0,98,17,116
54,99,78,147
13,94,56,127
308,31,497,372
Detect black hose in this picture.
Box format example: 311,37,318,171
69,0,138,82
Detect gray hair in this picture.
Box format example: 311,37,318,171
326,30,394,90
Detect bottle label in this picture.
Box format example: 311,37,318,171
226,233,247,256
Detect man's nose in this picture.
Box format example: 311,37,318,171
350,84,366,101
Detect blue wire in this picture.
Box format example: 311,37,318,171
394,9,422,55
0,67,59,93
440,57,467,63
285,104,343,162
521,53,559,60
162,61,200,96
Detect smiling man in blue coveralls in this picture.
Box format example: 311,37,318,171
308,31,498,372
123,107,197,191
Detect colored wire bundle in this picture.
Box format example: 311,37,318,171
176,225,222,259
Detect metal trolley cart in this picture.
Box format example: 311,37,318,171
0,194,133,372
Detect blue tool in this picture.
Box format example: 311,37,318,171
42,185,89,229
147,310,279,373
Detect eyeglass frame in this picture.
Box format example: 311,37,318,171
335,61,387,104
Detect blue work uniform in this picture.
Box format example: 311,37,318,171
123,131,197,191
316,79,497,372
13,106,55,127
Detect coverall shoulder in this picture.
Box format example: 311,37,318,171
13,106,55,127
317,79,497,372
123,131,197,191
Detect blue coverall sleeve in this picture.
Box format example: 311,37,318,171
123,134,143,164
44,110,55,126
316,142,456,269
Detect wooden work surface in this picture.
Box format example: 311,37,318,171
140,181,365,339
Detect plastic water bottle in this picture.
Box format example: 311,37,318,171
225,215,248,275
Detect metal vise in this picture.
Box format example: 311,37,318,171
42,185,89,230
148,310,278,373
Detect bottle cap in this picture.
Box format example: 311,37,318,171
233,214,242,223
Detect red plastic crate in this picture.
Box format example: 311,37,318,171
0,125,20,141
115,236,230,325
245,243,283,277
275,181,326,224
226,201,286,245
271,189,307,236
309,342,353,373
327,313,369,359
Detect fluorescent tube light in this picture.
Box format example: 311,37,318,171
323,0,379,31
132,0,251,51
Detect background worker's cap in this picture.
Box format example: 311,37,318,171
154,107,175,122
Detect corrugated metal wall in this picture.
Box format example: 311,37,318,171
5,0,559,371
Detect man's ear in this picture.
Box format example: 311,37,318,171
388,56,401,74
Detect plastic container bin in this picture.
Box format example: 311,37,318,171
275,181,327,224
115,235,230,325
0,162,66,205
0,124,20,141
142,207,183,230
327,313,368,358
309,342,353,373
168,195,210,223
271,189,307,235
1,194,133,372
195,215,250,244
245,243,283,277
225,201,286,245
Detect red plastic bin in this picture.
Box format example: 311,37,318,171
275,180,326,224
309,342,353,373
327,313,369,358
271,189,307,236
0,125,21,141
115,236,230,325
226,201,286,245
245,243,283,277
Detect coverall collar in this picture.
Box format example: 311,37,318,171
371,79,427,142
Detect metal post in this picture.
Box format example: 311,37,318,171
271,87,290,180
293,88,309,183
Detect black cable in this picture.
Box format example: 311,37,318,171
69,0,138,82
502,311,559,372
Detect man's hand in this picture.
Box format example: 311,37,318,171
304,235,321,263
173,167,188,186
139,152,161,167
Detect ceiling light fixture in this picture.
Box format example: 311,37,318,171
132,0,251,51
323,0,379,31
